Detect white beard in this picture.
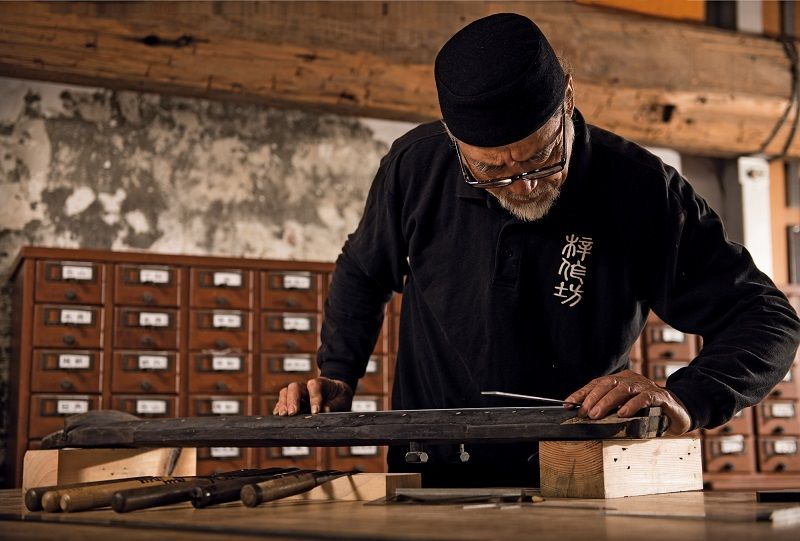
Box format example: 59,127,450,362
489,116,575,222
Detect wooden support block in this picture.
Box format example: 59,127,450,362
286,473,421,502
22,448,196,492
539,438,702,498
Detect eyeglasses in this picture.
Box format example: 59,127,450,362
453,105,567,189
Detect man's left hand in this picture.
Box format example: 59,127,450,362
563,370,692,436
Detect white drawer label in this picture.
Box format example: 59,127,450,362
212,356,242,371
62,264,93,281
140,268,170,284
213,312,242,329
211,400,240,415
352,400,378,413
283,274,311,290
664,364,686,379
774,439,798,455
136,399,167,415
719,436,745,455
283,316,311,331
366,358,379,374
58,354,91,369
350,446,378,456
281,446,310,457
210,447,240,458
213,271,242,287
770,403,796,418
661,328,685,343
60,309,92,325
57,399,89,415
139,355,168,370
283,357,312,372
139,312,170,327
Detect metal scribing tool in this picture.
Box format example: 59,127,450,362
481,391,582,408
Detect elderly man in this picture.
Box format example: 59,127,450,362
274,13,800,486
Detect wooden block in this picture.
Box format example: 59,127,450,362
22,448,196,492
286,473,421,501
539,438,702,498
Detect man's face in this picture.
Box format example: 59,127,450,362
456,102,576,222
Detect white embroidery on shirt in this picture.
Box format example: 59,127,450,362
554,235,593,307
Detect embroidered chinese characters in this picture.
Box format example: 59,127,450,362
554,234,593,307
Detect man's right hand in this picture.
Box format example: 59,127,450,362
272,377,354,416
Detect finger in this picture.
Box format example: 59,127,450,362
276,387,288,416
307,378,324,414
286,382,308,415
564,386,592,409
587,384,640,419
578,380,618,417
617,390,660,417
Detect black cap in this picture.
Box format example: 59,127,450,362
435,13,566,147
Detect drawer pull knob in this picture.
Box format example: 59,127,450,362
215,381,228,392
215,296,229,306
286,340,298,351
286,298,299,308
141,293,155,304
775,463,787,472
215,339,227,349
721,463,733,472
773,426,785,435
141,336,154,347
59,379,74,391
62,335,76,346
140,380,153,391
64,290,77,301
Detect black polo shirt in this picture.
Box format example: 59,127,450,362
318,110,800,486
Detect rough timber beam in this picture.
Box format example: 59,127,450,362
0,1,796,158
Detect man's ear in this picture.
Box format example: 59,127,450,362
565,76,575,117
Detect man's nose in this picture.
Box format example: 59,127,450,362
507,178,537,196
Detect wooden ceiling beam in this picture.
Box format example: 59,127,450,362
0,1,796,158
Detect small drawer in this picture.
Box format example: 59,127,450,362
189,310,252,351
31,350,102,393
768,363,799,400
190,268,252,309
262,271,320,311
189,352,252,394
262,312,319,353
261,354,318,394
114,307,179,350
758,436,800,473
115,264,180,306
111,351,179,394
644,324,697,361
33,305,103,349
35,260,103,304
702,407,754,436
259,446,321,471
755,399,800,435
196,447,252,476
647,360,689,384
350,395,386,413
326,446,386,474
188,395,252,417
356,355,386,395
28,394,101,439
111,395,178,418
702,435,756,473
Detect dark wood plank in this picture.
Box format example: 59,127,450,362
41,407,666,449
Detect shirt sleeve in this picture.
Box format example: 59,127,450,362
317,152,409,392
650,168,800,430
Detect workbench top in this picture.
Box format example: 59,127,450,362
1,489,798,540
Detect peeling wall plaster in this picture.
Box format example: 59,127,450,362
0,76,415,483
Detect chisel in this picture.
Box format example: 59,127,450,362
190,468,301,508
240,470,354,507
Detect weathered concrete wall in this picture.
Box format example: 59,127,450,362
0,76,415,484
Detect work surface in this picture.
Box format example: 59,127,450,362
1,489,799,541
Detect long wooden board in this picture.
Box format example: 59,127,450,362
41,407,666,449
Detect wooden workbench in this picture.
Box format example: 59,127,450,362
1,489,799,540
